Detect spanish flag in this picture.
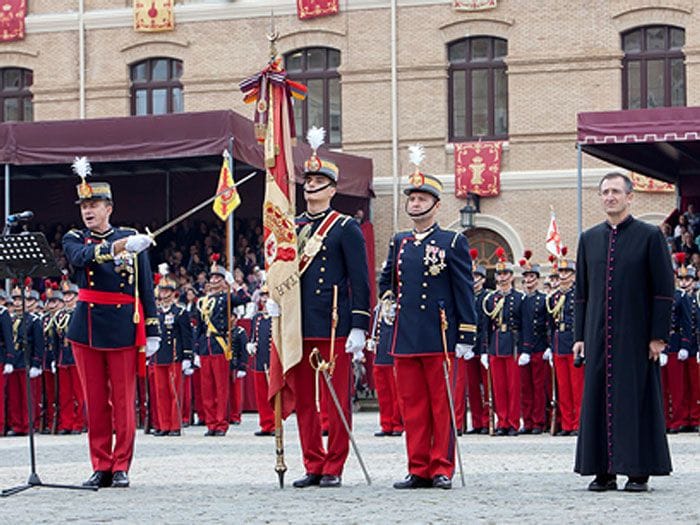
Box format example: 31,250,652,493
212,151,240,221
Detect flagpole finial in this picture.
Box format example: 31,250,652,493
267,9,279,61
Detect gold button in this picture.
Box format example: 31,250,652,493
318,278,324,284
421,294,426,299
315,290,320,295
398,271,402,276
120,283,125,288
423,272,428,276
89,303,95,307
422,283,427,288
320,267,325,273
88,271,94,276
89,281,95,286
420,305,426,310
116,304,121,309
322,256,327,261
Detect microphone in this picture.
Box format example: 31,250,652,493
6,211,34,223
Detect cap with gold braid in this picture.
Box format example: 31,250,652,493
156,262,178,290
73,156,112,204
548,254,559,277
470,248,486,277
557,246,575,272
674,252,696,279
209,253,227,278
494,246,513,273
303,126,338,183
519,250,540,276
403,144,442,199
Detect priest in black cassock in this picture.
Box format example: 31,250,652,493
573,172,674,493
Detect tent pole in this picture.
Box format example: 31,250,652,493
228,137,235,275
78,0,86,119
577,143,583,237
4,163,9,292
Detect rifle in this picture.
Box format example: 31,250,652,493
486,364,495,436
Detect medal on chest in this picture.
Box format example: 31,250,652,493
424,244,446,276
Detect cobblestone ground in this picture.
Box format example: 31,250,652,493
0,412,698,524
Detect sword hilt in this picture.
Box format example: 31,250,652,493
145,227,156,247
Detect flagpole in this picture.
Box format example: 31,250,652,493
226,138,235,361
577,142,582,236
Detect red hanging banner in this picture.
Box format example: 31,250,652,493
297,0,339,21
454,141,502,197
134,0,175,33
0,0,26,43
453,0,497,11
630,172,675,193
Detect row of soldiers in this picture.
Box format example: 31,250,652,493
371,246,700,439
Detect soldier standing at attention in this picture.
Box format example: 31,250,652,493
63,157,160,488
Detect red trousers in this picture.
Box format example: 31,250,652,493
253,370,274,432
0,372,4,432
395,355,454,479
148,366,159,431
72,342,137,472
662,353,683,429
200,355,229,432
520,353,547,430
453,358,468,432
7,370,29,434
665,357,700,427
181,374,192,425
153,364,181,432
374,364,402,433
553,354,584,431
465,357,489,430
292,338,351,477
58,365,85,432
490,355,521,430
228,371,242,423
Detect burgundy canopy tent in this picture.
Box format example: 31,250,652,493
0,110,374,225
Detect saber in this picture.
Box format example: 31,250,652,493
146,170,258,242
486,364,495,436
309,348,371,486
438,305,465,488
549,356,558,435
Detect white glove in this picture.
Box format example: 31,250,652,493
3,363,13,375
659,353,668,367
542,348,552,362
146,336,161,358
455,343,473,359
50,360,56,374
345,328,366,355
697,352,700,364
518,353,531,367
184,367,195,376
678,349,689,361
224,271,235,286
463,347,476,361
266,299,280,318
480,354,489,370
124,234,154,254
236,370,247,379
181,359,192,372
246,342,257,355
193,354,201,368
29,366,42,379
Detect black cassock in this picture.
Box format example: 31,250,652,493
573,215,673,477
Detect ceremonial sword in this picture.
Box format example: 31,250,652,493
145,170,259,242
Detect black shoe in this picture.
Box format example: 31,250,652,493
6,430,27,437
168,430,181,436
374,430,389,437
83,471,112,488
518,427,532,435
391,431,403,437
479,428,489,435
466,428,482,435
457,429,464,436
531,428,543,435
213,430,226,436
111,471,129,488
624,477,649,492
393,474,432,489
204,429,215,436
432,475,452,489
507,428,519,436
70,430,82,435
293,473,322,488
254,430,274,436
319,475,341,488
555,430,570,437
230,420,241,426
40,428,51,435
152,430,168,437
57,429,71,435
569,430,578,436
494,428,507,436
667,427,679,434
322,429,329,437
588,475,617,492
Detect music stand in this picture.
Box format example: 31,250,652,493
0,233,97,497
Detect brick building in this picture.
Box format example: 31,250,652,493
4,0,687,270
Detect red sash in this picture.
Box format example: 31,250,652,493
78,289,146,347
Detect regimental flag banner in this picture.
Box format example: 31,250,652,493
297,0,339,20
545,209,562,258
453,0,497,11
241,58,306,419
134,0,174,33
0,0,26,43
454,141,502,197
630,172,675,193
212,152,241,222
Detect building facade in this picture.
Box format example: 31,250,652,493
5,0,688,269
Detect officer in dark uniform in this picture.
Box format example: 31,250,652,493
247,287,275,436
63,158,160,488
291,127,371,489
518,251,549,434
6,286,43,436
54,280,84,434
0,289,15,435
381,146,476,490
152,274,193,436
482,248,524,436
457,253,490,434
194,257,248,437
546,252,582,436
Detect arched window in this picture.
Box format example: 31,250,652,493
0,67,33,122
285,47,341,146
448,37,507,141
130,57,183,116
622,25,685,109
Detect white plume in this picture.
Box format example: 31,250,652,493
158,262,170,277
408,144,425,168
72,156,92,179
306,126,326,152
